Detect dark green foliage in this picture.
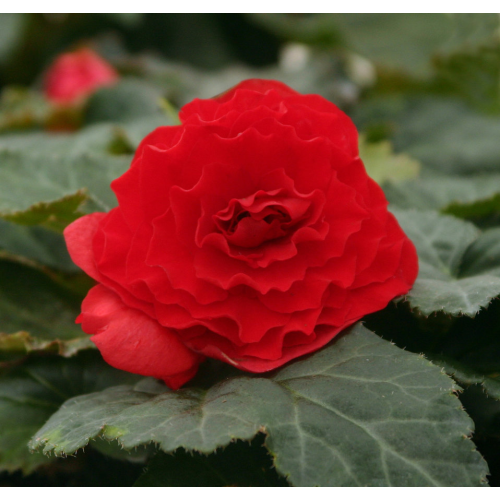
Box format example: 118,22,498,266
0,12,499,487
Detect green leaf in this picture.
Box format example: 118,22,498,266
0,260,88,357
0,149,130,230
385,174,500,220
393,210,500,316
30,324,488,486
406,277,500,318
134,437,287,487
359,135,420,185
0,350,140,473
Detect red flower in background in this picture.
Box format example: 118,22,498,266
44,48,118,105
64,79,418,389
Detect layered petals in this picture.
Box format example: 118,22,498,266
65,78,418,389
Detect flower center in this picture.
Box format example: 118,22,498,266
214,190,310,248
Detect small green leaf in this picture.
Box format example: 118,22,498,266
359,135,420,185
30,324,488,486
0,350,140,473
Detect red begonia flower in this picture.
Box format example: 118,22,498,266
44,48,118,105
64,79,418,388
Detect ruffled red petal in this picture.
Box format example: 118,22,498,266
65,78,419,388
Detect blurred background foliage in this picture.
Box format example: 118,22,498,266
1,13,500,487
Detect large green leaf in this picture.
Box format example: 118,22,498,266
0,149,130,230
393,210,500,316
0,260,89,357
30,324,488,486
0,350,140,473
